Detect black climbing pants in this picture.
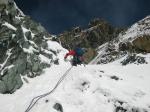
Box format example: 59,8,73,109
72,56,82,66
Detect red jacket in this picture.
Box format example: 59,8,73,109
64,50,76,58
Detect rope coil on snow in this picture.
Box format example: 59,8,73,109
25,66,73,112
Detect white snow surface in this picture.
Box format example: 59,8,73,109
23,46,38,54
2,22,17,31
119,15,150,43
0,51,150,112
21,26,35,40
0,48,13,72
90,43,108,64
47,41,66,53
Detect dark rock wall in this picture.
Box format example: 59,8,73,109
0,1,58,93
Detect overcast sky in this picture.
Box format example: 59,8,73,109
14,0,150,34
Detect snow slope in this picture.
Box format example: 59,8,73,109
90,16,150,65
0,3,150,111
0,52,150,112
118,15,150,43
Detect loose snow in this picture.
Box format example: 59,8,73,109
0,52,150,112
47,41,64,51
119,16,150,43
21,26,35,40
0,48,13,72
39,54,51,64
23,46,38,54
2,22,17,31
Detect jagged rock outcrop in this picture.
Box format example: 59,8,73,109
58,18,124,63
91,16,150,65
118,16,150,53
132,35,150,52
53,103,63,112
0,0,59,93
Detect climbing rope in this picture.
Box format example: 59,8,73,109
25,66,73,112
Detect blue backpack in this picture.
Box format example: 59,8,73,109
74,47,84,56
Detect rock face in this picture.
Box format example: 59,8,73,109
53,103,63,112
132,35,150,52
91,16,150,65
0,0,9,5
118,16,150,53
0,1,59,93
58,18,124,63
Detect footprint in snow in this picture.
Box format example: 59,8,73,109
110,75,123,81
76,80,90,92
134,90,146,98
99,70,105,73
93,88,111,97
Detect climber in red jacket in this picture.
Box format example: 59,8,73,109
64,50,76,59
64,47,86,66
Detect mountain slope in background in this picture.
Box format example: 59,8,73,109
91,16,150,65
58,18,124,63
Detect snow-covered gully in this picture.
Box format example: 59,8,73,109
0,55,150,112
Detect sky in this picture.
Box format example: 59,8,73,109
14,0,150,34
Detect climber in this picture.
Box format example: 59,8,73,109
64,47,87,66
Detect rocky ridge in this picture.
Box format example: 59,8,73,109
91,16,150,65
0,0,60,93
58,18,124,63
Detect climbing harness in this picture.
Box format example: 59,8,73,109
25,66,73,112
